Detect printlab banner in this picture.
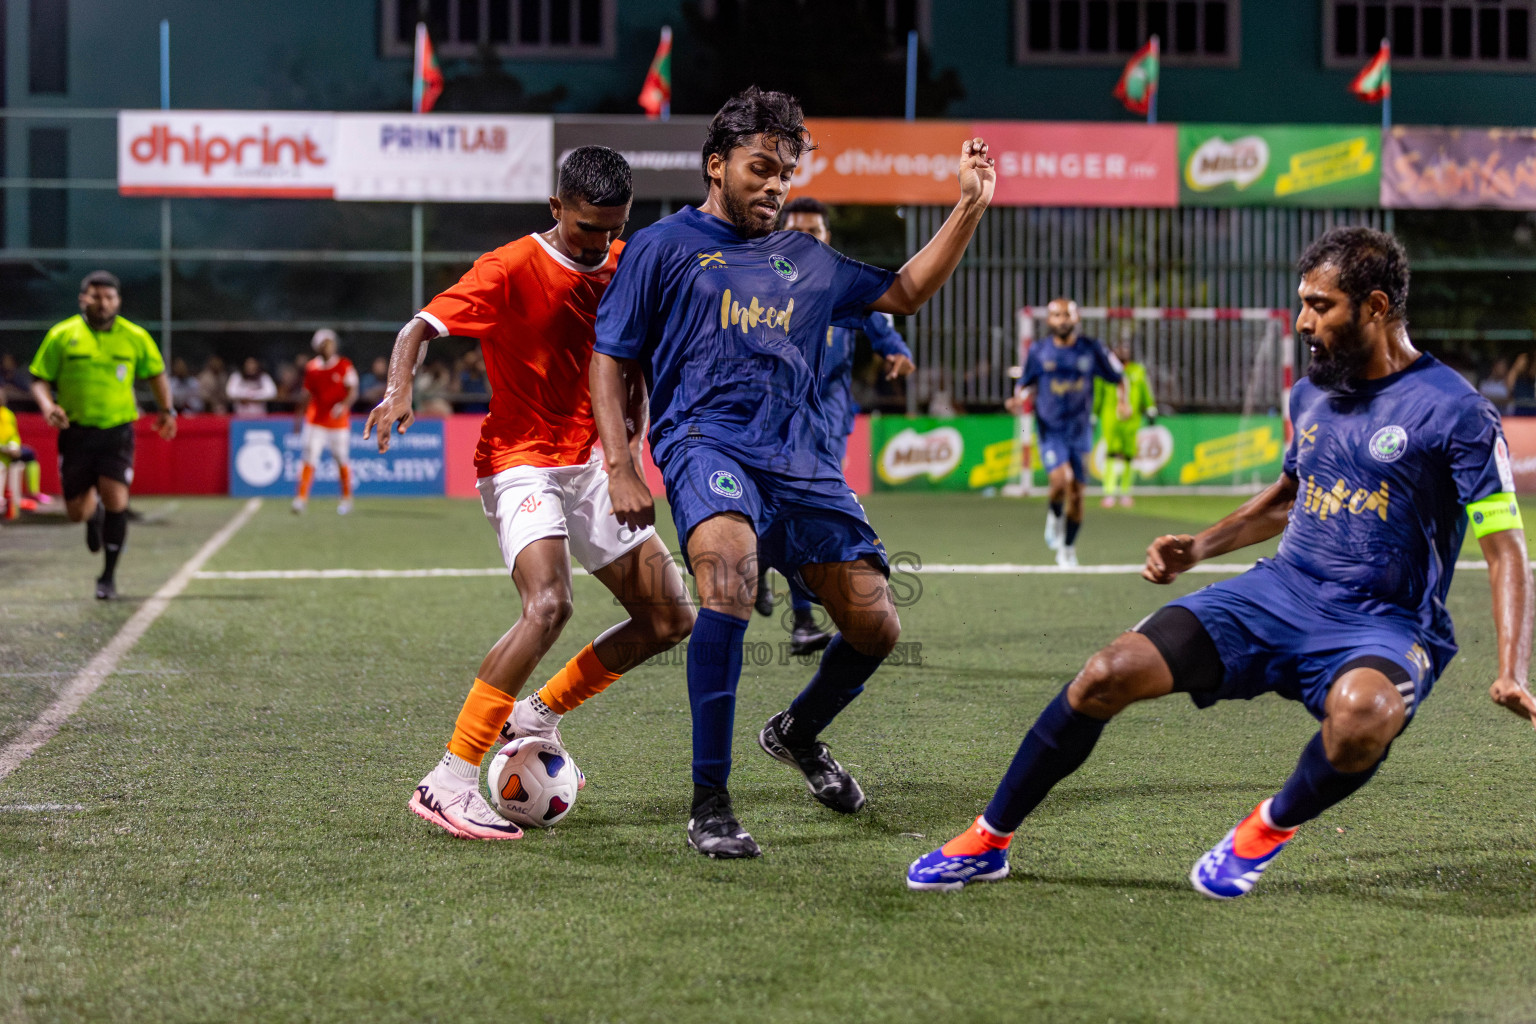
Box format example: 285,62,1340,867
1381,126,1536,209
554,116,711,200
118,110,337,198
1179,124,1380,207
331,114,553,202
228,419,446,497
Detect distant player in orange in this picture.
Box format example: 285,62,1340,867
292,328,358,515
366,147,694,841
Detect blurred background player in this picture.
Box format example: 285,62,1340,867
366,146,693,842
27,271,176,599
908,227,1535,898
1008,298,1124,568
1095,336,1157,508
292,329,358,515
753,196,917,654
0,387,46,518
592,87,995,858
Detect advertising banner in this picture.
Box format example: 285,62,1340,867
870,413,1284,492
228,419,446,497
1497,418,1536,492
331,114,554,202
118,110,336,198
1382,126,1536,209
554,116,711,200
1179,124,1380,207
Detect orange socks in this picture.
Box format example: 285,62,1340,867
1232,799,1297,858
338,464,353,498
297,463,315,500
447,678,520,763
536,643,622,715
941,816,1013,857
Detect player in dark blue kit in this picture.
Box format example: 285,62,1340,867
910,227,1536,895
754,196,916,655
591,87,995,858
1009,297,1124,568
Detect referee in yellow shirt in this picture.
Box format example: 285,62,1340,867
29,271,176,599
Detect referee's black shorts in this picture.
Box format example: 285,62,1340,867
58,423,135,500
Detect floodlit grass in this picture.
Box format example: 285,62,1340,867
2,494,1535,1022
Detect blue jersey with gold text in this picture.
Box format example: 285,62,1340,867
820,312,911,440
595,206,895,479
1022,335,1122,434
1278,354,1512,671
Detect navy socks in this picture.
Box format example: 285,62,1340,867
1269,732,1385,829
983,686,1107,833
781,634,885,746
687,608,749,791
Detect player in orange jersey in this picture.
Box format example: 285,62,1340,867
292,328,359,515
366,147,694,841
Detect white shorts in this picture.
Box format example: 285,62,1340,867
478,458,655,575
301,424,350,466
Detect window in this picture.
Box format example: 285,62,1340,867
29,128,67,248
29,0,66,94
1016,0,1240,64
380,0,613,58
1324,1,1535,70
699,0,931,45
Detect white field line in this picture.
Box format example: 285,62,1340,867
0,803,85,812
192,560,1518,582
0,498,263,782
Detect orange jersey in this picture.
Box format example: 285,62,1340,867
304,356,357,428
419,233,623,476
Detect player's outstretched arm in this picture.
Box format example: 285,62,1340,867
363,317,430,452
870,139,995,316
1478,526,1536,727
591,352,654,530
1144,473,1298,583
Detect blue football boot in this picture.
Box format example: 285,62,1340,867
906,821,1012,892
1189,802,1294,900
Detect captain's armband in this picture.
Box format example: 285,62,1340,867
1468,493,1524,538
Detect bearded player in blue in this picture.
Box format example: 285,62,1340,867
754,196,917,656
592,87,995,858
910,227,1536,895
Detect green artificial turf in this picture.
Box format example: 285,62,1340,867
2,494,1534,1022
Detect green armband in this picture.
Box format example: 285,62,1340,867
1468,493,1524,538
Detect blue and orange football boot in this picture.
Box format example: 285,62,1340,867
1190,798,1297,900
906,816,1012,892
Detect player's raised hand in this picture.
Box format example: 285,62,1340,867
363,389,414,453
1144,533,1198,584
1489,676,1536,729
883,354,916,380
958,138,997,208
607,465,655,531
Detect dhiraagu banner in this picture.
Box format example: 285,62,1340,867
870,414,1284,491
1179,124,1380,207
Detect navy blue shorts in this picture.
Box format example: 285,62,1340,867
1161,560,1435,721
1036,423,1090,481
662,442,887,600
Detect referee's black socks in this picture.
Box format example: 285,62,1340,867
101,509,128,582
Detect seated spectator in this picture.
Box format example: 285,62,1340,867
1507,352,1536,416
0,388,46,517
457,349,490,413
1480,357,1511,412
275,362,302,405
360,356,389,407
198,355,230,414
168,356,204,414
414,360,454,418
1,352,32,405
227,356,278,416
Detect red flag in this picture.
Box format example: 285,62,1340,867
1351,40,1391,103
413,22,444,114
1113,36,1160,116
638,26,672,119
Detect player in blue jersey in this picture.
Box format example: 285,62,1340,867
910,227,1535,895
592,87,995,858
753,196,917,655
1008,298,1124,568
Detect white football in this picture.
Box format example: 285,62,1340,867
486,736,580,827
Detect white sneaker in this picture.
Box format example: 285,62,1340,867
291,497,306,515
499,698,586,790
1056,544,1079,569
337,499,353,515
1044,513,1063,551
408,769,523,840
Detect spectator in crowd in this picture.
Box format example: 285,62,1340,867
198,355,230,413
226,356,278,416
1,353,31,403
275,361,303,405
457,349,490,413
167,356,204,414
1506,352,1536,416
414,359,454,418
360,356,389,407
1480,356,1511,412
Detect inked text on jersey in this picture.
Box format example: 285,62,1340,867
720,289,794,335
1301,475,1390,521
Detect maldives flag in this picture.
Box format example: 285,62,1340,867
638,26,672,119
1351,40,1391,102
413,22,444,114
1114,36,1159,115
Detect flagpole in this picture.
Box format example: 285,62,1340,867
1147,35,1159,124
159,19,172,366
1380,38,1391,136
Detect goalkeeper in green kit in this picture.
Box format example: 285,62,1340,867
1095,338,1156,508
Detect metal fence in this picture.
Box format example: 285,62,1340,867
903,205,1390,413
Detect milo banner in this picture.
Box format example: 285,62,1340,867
1179,124,1380,207
870,414,1284,492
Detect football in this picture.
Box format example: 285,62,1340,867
486,736,580,827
